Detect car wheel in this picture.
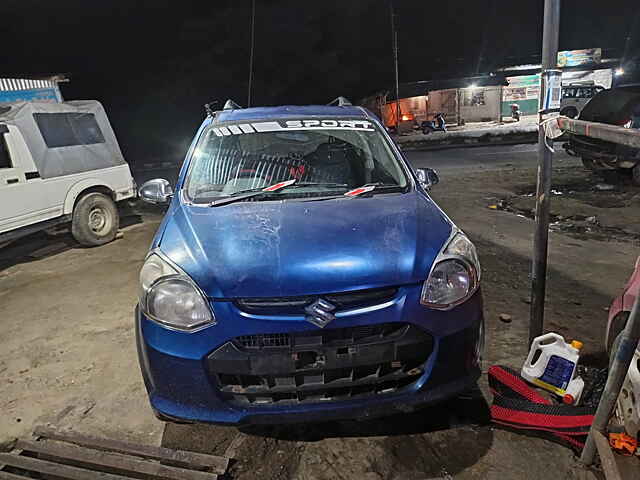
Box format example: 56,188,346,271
609,331,640,438
71,192,119,247
561,107,579,119
632,163,640,186
607,312,630,354
581,157,597,171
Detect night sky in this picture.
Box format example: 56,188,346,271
2,0,637,165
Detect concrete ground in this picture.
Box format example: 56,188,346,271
1,144,639,478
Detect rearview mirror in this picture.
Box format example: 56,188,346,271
416,168,439,189
139,178,173,205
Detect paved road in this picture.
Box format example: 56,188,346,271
404,143,571,171
133,143,573,188
133,167,180,186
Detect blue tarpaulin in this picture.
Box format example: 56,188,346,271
0,88,60,104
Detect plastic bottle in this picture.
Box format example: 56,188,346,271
521,333,585,404
562,376,584,405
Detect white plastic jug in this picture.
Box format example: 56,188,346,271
521,333,584,402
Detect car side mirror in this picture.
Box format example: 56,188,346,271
416,168,439,189
139,178,174,204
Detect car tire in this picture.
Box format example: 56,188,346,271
607,311,630,354
608,329,640,437
71,192,119,247
561,107,579,119
582,157,597,170
632,164,640,186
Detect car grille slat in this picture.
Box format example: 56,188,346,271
234,286,398,315
218,362,422,395
233,322,407,350
207,323,433,406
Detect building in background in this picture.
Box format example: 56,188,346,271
498,48,616,117
0,75,67,104
360,74,507,129
360,48,619,128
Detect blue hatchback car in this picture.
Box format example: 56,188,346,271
136,100,484,425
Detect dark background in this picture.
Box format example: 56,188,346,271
2,0,637,166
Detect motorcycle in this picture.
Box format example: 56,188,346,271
510,103,521,122
420,113,447,134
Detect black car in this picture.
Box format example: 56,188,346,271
564,85,640,185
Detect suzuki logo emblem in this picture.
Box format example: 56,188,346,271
304,298,336,328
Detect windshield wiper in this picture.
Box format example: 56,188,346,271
344,182,400,197
285,182,348,189
208,179,297,207
208,180,354,207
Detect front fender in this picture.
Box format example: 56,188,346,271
63,178,114,214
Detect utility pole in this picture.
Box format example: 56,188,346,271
529,0,561,345
622,11,640,65
389,0,400,130
475,0,496,75
247,0,256,107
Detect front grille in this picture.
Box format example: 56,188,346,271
236,333,291,349
234,287,398,315
233,323,406,350
207,323,433,406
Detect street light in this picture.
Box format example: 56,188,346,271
469,83,478,89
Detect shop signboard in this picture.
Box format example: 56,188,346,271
557,48,602,67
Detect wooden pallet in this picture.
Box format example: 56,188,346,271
0,426,229,479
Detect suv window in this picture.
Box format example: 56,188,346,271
0,132,11,169
576,87,593,98
33,112,105,148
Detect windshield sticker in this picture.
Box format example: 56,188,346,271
211,119,374,136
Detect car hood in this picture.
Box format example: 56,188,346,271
158,191,452,298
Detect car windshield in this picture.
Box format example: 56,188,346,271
185,118,408,203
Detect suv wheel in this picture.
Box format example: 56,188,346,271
71,192,119,247
561,107,579,118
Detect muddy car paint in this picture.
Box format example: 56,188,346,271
135,105,484,425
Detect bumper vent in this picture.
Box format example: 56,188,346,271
207,323,433,406
234,323,406,350
236,333,291,349
234,287,398,315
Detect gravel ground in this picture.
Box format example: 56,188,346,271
1,150,638,477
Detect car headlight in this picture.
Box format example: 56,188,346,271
421,231,481,309
139,252,214,331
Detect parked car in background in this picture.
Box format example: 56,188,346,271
560,84,605,119
135,100,484,425
563,85,640,184
606,256,640,441
0,101,136,247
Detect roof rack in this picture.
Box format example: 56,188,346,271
327,96,353,106
223,99,242,110
204,101,219,117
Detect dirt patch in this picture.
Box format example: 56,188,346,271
490,169,640,243
3,153,633,479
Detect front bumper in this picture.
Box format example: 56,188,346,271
136,285,483,425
